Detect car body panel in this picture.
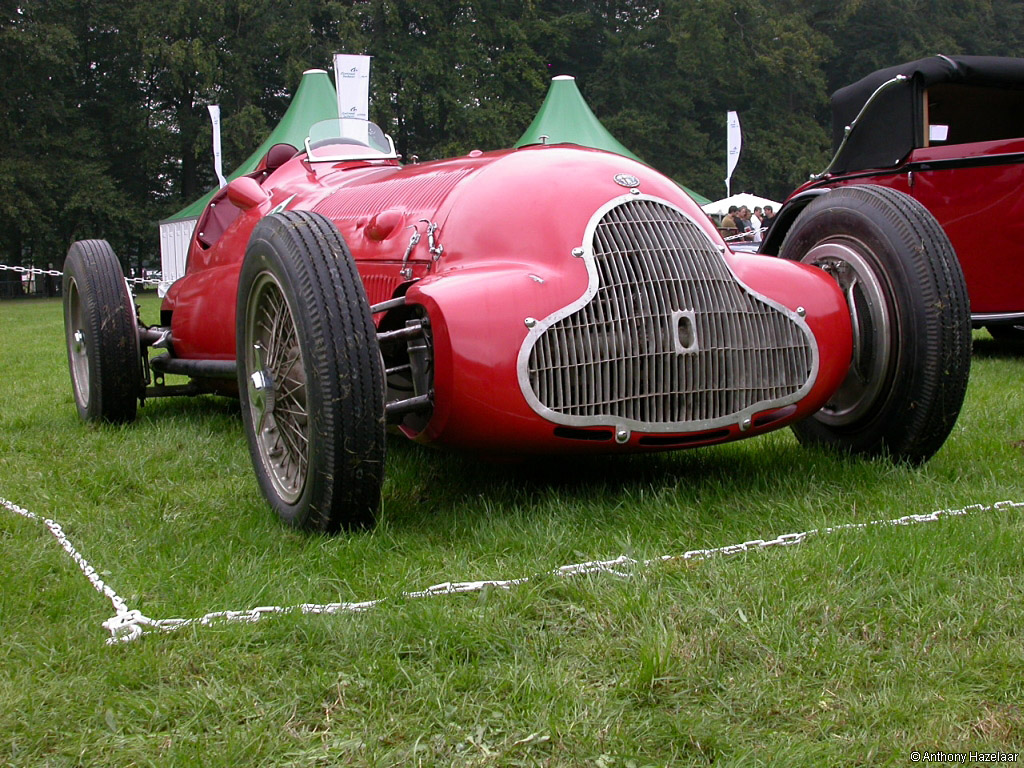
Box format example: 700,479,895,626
162,133,854,456
786,55,1024,320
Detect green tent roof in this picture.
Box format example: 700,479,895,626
163,69,340,222
515,76,710,205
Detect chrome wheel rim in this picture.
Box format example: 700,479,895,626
801,239,893,426
245,272,309,504
66,277,90,407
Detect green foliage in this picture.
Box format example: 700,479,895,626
824,0,1024,89
364,0,548,159
1,0,1022,268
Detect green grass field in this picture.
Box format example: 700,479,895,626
2,295,1023,766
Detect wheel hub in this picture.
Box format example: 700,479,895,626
66,279,91,406
801,239,893,426
248,343,276,432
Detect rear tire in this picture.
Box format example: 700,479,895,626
63,240,141,423
237,211,386,532
779,185,970,463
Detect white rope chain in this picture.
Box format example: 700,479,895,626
0,263,166,288
3,496,1022,644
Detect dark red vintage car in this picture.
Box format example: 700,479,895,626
63,117,971,531
767,54,1024,340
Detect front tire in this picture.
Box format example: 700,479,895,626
779,185,970,463
237,211,386,531
62,240,141,423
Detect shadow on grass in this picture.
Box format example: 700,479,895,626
135,393,242,424
973,335,1024,361
381,431,882,533
115,386,918,535
132,393,813,499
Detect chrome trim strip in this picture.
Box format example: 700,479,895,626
516,194,820,434
973,311,1024,323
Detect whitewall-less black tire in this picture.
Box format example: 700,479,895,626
236,211,386,531
63,239,141,423
779,185,971,463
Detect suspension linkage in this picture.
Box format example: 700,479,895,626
370,296,407,314
376,317,429,344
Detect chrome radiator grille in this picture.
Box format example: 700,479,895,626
521,198,817,431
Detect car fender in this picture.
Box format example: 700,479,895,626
758,188,830,256
405,257,591,448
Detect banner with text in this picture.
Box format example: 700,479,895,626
725,111,742,197
208,105,227,189
333,54,372,120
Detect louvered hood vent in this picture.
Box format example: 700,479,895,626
518,196,818,433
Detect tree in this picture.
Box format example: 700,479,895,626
822,0,1024,91
3,0,1024,281
657,0,834,200
361,0,548,160
0,1,139,271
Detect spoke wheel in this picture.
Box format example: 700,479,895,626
245,272,309,505
237,211,385,531
779,185,970,464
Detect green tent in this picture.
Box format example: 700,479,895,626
163,69,339,223
515,75,710,205
159,69,340,291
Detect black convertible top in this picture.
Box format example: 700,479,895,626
829,55,1024,175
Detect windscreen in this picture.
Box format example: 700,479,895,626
305,119,397,161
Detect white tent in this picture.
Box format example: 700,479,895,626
701,192,781,217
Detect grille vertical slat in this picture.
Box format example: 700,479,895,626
522,199,817,431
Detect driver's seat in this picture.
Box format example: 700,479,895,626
258,143,298,181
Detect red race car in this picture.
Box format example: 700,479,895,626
63,117,971,531
768,54,1024,340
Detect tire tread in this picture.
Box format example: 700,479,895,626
237,212,385,531
780,184,970,463
63,240,140,423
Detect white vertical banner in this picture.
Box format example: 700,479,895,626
333,54,372,120
207,105,227,189
725,110,742,197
